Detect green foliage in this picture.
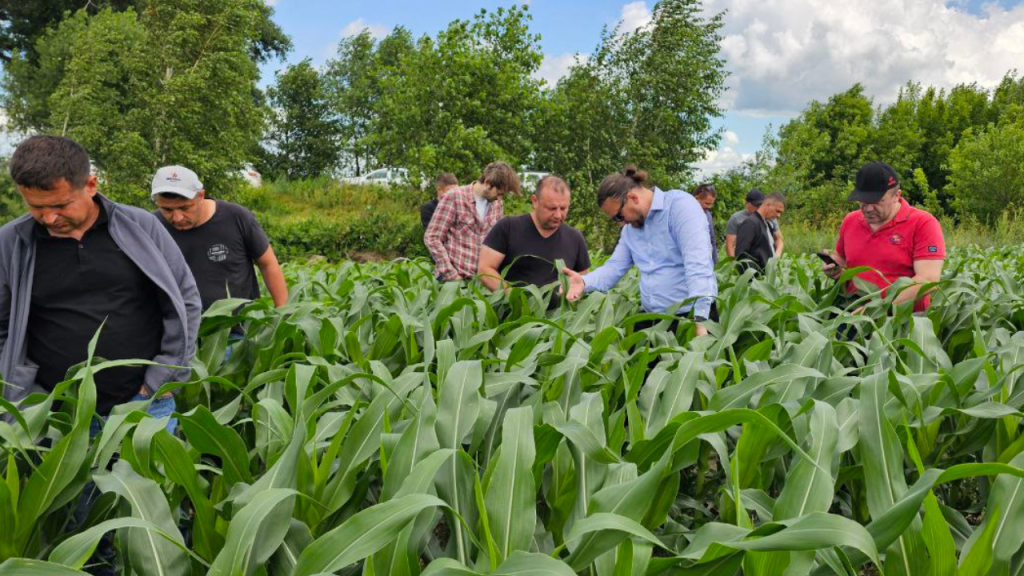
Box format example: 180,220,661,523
534,0,727,250
0,0,290,65
260,59,343,180
1,0,267,205
368,6,543,182
6,249,1024,574
759,72,1024,227
947,119,1024,222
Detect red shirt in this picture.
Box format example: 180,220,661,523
835,198,945,312
424,185,503,280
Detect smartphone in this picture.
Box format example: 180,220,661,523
816,251,837,267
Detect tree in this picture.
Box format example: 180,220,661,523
534,0,727,249
2,0,269,204
324,27,414,176
947,119,1024,222
261,59,343,180
367,5,544,182
0,0,289,64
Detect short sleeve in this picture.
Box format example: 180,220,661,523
725,213,742,235
238,204,271,258
483,217,511,255
912,214,946,260
835,221,846,259
575,230,592,271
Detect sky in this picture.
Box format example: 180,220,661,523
259,0,1024,175
7,1,1024,170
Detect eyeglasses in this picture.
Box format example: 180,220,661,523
613,198,626,222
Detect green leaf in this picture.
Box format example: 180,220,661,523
208,489,298,576
92,461,189,576
484,406,536,561
293,494,447,576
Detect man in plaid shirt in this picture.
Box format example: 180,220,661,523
424,162,520,281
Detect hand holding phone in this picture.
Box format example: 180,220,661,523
817,250,844,280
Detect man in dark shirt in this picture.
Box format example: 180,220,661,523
691,183,718,265
478,175,590,292
151,165,288,310
420,172,459,230
1,136,201,423
735,192,787,274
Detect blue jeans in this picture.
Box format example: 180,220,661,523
79,393,176,575
88,393,177,437
223,331,245,363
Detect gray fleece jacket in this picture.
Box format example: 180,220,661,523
0,193,202,406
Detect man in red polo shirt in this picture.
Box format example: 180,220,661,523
822,162,945,312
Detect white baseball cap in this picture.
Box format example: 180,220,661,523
151,165,203,199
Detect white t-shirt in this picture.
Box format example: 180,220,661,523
475,195,489,220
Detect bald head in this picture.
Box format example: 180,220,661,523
531,175,571,232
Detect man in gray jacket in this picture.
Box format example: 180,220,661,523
0,136,201,430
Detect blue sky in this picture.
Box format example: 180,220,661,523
170,1,1024,174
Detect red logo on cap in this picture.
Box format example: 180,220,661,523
887,176,896,187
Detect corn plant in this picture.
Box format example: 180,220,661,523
4,249,1024,575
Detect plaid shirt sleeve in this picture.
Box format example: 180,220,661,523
424,193,459,279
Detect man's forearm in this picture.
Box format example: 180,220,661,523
478,267,503,292
260,262,289,307
891,276,937,306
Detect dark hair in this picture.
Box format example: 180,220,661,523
534,174,569,198
766,191,787,207
597,165,648,206
692,183,717,198
436,172,458,188
479,162,521,195
9,135,91,191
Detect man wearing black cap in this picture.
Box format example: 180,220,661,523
821,162,945,312
725,189,783,258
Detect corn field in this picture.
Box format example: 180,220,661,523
6,248,1024,575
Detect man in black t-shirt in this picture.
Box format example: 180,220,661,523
421,172,459,230
478,175,590,292
151,165,288,310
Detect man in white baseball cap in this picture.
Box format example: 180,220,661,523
151,165,288,312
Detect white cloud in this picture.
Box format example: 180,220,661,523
340,18,388,40
264,0,278,5
701,0,1024,115
619,2,652,34
536,53,586,86
694,131,750,177
694,145,752,177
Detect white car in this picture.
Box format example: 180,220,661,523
239,164,262,187
519,170,550,190
341,167,410,187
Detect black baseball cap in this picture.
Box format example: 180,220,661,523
745,189,765,206
848,162,900,203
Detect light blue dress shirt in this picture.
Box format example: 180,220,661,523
582,188,718,319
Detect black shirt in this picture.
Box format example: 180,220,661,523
420,199,439,230
482,214,591,287
734,211,774,274
28,202,164,414
158,200,270,310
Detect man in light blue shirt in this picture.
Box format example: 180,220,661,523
564,166,718,336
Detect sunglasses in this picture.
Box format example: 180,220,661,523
613,198,626,222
